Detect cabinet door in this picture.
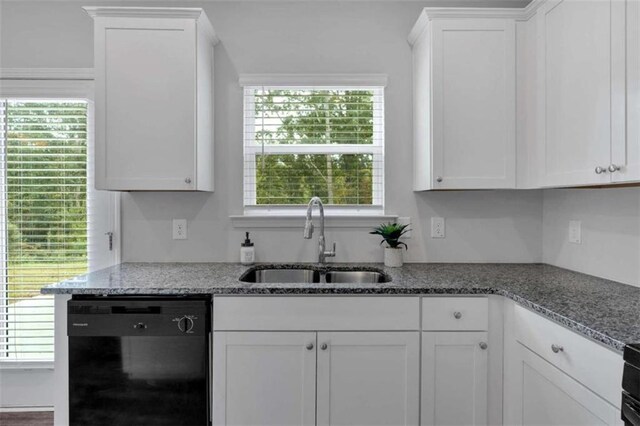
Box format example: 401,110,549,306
212,332,316,426
422,332,488,426
508,343,619,426
539,0,625,186
316,332,419,426
617,0,640,182
94,17,196,190
431,19,516,189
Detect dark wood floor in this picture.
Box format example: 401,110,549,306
0,411,53,426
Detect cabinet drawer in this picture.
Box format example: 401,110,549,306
514,305,623,408
213,297,420,331
422,297,488,331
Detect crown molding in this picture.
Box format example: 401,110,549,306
239,73,388,87
83,6,204,19
0,68,94,80
83,7,219,44
408,0,545,45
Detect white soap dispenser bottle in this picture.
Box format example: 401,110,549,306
240,232,255,265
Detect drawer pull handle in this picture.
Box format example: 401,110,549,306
479,342,488,350
453,311,462,319
306,343,314,350
551,344,564,353
321,343,328,350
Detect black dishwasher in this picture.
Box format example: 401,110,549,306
68,296,211,426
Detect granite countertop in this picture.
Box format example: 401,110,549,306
42,262,640,352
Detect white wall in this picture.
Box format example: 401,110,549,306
543,187,640,287
1,0,544,265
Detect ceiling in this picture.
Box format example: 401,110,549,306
1,0,533,6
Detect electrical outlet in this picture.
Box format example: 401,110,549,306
172,219,187,240
431,217,445,238
569,220,581,244
397,217,411,239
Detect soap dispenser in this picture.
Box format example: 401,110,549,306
240,232,255,265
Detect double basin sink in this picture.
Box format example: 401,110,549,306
240,265,391,284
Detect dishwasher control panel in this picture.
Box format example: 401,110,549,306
68,297,210,337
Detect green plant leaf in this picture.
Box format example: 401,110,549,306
370,222,410,250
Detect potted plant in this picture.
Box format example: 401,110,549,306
370,222,410,267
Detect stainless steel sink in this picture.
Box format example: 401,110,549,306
240,268,320,283
324,270,390,284
240,266,391,284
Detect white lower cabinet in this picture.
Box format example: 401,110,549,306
316,332,420,426
212,330,420,426
211,297,622,426
212,332,317,426
508,343,619,426
421,332,489,426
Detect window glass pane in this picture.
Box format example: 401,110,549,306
1,100,88,360
253,89,377,145
255,153,373,205
244,85,384,208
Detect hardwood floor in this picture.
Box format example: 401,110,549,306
0,411,53,426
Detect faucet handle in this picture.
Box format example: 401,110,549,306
326,242,337,258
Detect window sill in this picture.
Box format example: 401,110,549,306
230,213,398,229
0,360,54,370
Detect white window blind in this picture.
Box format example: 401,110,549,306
243,86,384,211
0,99,89,360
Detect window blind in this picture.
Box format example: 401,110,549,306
0,99,89,360
243,86,384,208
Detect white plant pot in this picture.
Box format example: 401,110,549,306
384,247,403,267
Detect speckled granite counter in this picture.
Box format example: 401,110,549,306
42,262,640,352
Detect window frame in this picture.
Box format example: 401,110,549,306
241,76,386,216
0,79,120,368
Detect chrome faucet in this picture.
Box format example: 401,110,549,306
304,197,336,264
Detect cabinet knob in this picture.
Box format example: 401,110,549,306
185,177,192,184
551,344,564,353
436,176,443,183
594,166,607,175
479,342,488,350
320,343,328,350
453,311,462,319
306,343,314,350
608,164,621,173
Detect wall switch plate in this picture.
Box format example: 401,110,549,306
397,217,411,239
172,219,187,240
431,217,445,238
569,220,581,244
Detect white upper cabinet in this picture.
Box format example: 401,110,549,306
409,13,516,190
537,0,626,187
411,1,640,189
622,0,640,182
85,7,217,191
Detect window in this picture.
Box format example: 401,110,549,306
0,90,117,362
243,85,384,213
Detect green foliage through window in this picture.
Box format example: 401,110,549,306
1,100,89,359
245,87,383,206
